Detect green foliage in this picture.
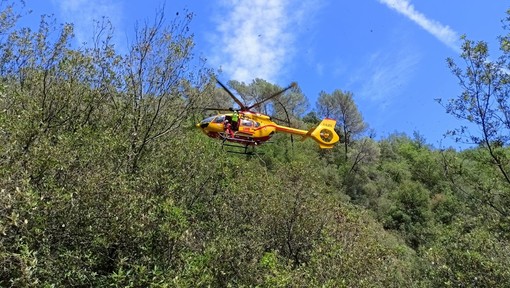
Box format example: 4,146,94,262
2,2,510,287
422,221,510,287
439,14,510,220
381,181,432,249
282,207,421,287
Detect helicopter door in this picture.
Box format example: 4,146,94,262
238,119,255,135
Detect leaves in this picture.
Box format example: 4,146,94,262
2,2,510,287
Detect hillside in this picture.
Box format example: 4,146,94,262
1,3,510,287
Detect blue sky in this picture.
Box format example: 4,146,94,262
23,0,509,148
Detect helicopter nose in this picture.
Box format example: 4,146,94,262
197,122,209,129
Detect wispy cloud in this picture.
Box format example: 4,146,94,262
378,0,461,53
51,0,124,47
210,0,314,83
355,46,421,107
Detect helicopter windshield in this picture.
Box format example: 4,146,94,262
200,116,216,125
213,115,225,123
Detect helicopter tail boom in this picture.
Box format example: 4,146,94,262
303,118,340,148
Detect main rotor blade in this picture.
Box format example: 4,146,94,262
216,80,246,110
246,82,297,111
198,107,233,112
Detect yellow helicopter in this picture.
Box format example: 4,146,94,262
196,80,340,152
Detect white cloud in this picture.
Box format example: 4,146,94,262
356,47,421,107
51,0,123,46
211,0,310,83
378,0,461,53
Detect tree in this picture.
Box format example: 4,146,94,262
317,89,366,160
228,78,276,114
271,83,308,122
439,23,510,217
226,78,305,121
121,8,208,172
381,180,432,249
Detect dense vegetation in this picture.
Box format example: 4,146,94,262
1,2,510,287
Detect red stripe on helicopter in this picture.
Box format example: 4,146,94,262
255,124,296,134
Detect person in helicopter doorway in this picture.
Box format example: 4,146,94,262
231,110,239,131
224,119,235,138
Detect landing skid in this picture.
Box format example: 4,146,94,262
219,134,261,155
222,142,258,155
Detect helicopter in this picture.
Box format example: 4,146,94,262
196,79,340,153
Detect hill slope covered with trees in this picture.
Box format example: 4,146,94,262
1,2,510,287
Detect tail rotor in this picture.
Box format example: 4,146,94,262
304,118,340,148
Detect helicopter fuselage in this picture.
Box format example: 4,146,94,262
196,111,340,149
196,79,340,149
197,112,277,146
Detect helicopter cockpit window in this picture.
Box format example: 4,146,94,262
241,119,253,127
213,115,225,123
201,116,216,125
